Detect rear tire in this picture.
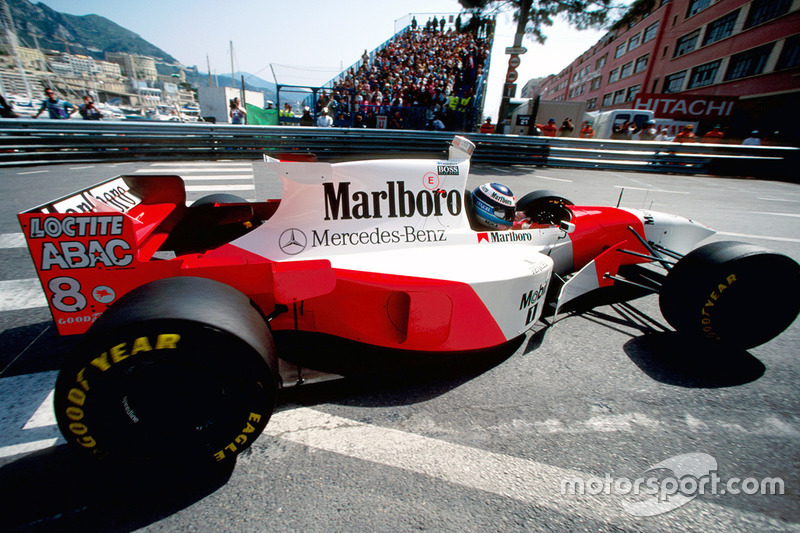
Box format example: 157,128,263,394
54,277,278,467
659,241,800,349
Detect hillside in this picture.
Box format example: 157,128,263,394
6,0,177,62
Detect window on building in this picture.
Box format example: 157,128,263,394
744,0,791,29
634,54,649,74
615,43,626,58
643,21,659,43
628,34,641,52
674,30,700,57
609,68,620,83
725,42,775,80
703,10,740,46
596,54,608,69
686,0,711,18
620,62,634,78
587,97,597,110
663,70,687,93
590,77,602,90
625,85,641,102
687,59,722,88
776,34,800,70
603,93,613,107
613,89,626,105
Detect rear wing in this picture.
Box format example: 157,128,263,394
18,174,335,336
17,175,188,334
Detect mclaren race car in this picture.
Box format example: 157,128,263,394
17,136,800,467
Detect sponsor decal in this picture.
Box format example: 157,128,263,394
213,412,263,462
27,215,134,272
50,177,141,214
520,282,548,326
63,333,181,450
322,181,462,221
633,93,737,120
28,215,125,239
437,164,459,176
311,226,447,248
700,273,737,341
279,228,308,255
40,239,133,271
92,285,116,304
476,231,533,243
423,172,440,190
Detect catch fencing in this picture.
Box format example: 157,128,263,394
0,119,795,180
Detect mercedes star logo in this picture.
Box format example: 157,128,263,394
279,228,307,255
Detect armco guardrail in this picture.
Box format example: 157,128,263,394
0,119,795,179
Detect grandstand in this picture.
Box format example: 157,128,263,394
271,12,494,132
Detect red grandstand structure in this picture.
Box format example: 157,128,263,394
528,0,799,143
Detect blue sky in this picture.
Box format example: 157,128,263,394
34,0,614,115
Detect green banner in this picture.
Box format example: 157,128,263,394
245,104,278,125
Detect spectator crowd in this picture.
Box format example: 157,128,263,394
304,15,493,132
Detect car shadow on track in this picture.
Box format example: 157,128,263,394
623,333,765,388
274,333,524,410
0,445,234,532
550,266,765,388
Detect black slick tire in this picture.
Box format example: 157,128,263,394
659,241,800,349
54,277,278,467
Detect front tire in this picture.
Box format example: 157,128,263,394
54,277,278,467
659,241,800,349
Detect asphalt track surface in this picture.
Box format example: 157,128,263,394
0,157,798,532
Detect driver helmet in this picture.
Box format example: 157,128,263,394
472,182,515,230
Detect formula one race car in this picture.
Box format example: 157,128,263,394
18,136,800,468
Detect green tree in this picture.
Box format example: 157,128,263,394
459,0,628,43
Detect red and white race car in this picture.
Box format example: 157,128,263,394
18,136,800,467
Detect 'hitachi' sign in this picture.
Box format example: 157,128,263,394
323,181,462,220
633,93,737,120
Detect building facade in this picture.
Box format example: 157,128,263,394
533,0,800,142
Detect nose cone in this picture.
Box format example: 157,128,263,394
640,211,716,254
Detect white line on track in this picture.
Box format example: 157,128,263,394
716,231,800,243
17,170,48,175
0,438,60,459
134,169,254,174
0,233,25,249
184,184,255,192
22,389,56,429
0,370,795,531
69,166,95,170
758,197,800,203
613,185,689,194
535,175,572,182
746,211,800,218
180,175,255,181
264,407,795,530
0,278,47,311
150,161,253,167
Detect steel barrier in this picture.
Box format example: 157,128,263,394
0,119,796,179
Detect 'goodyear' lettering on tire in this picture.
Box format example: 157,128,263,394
699,274,737,340
213,412,263,462
63,333,181,449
